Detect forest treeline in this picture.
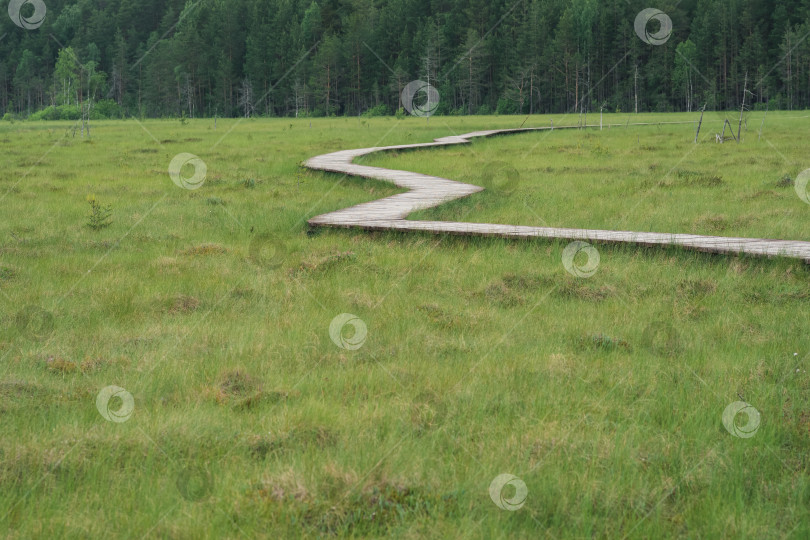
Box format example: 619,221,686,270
3,0,810,119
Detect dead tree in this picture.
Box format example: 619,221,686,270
694,103,707,143
237,78,255,118
737,72,749,143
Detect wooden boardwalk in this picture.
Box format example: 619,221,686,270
305,126,810,262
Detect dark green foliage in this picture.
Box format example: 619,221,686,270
1,0,810,118
86,194,112,230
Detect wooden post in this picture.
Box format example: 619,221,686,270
721,119,737,143
694,103,706,143
520,115,530,129
737,72,748,143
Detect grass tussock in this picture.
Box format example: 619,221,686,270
181,243,229,256
213,369,264,409
1,115,809,538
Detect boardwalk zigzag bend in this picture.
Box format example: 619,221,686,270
305,126,810,262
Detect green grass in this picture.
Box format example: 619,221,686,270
366,111,810,241
0,114,808,538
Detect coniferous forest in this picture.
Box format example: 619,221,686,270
3,0,810,119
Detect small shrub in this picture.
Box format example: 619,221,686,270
361,104,389,117
86,194,112,230
90,99,124,119
29,105,81,121
27,107,51,121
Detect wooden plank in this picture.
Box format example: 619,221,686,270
304,125,810,263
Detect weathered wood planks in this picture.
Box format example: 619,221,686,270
304,126,810,263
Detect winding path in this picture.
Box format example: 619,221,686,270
305,126,810,263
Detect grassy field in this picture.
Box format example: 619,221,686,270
368,111,810,242
1,114,809,538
